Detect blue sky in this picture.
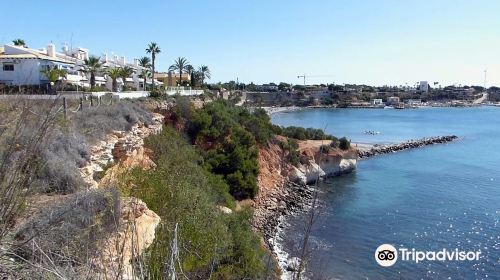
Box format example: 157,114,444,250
2,0,500,86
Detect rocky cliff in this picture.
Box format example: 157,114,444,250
291,140,357,185
253,137,357,243
81,113,164,279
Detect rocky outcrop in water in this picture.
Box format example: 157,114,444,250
357,135,458,158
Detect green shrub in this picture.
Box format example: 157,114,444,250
181,100,275,200
148,89,162,98
15,189,120,264
339,137,351,150
123,127,266,278
278,126,337,141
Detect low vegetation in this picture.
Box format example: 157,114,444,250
275,126,338,141
122,127,271,279
174,100,276,199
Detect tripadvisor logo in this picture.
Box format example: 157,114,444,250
375,244,398,267
375,244,481,267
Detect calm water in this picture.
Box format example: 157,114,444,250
271,107,499,279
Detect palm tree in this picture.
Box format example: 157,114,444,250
146,42,160,88
138,56,151,90
12,39,26,47
40,68,66,94
185,65,194,86
138,56,151,68
119,66,134,90
139,69,152,90
198,65,211,86
107,67,122,92
84,56,103,90
169,57,191,86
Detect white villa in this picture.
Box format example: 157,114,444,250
0,43,160,91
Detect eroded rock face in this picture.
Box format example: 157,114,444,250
81,113,164,279
79,113,164,188
93,197,161,280
291,142,358,185
253,137,357,243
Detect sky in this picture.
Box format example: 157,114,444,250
2,0,500,87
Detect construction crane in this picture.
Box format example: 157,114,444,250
297,74,331,86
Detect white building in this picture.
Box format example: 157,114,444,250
0,43,150,91
387,96,400,105
0,44,75,86
372,98,383,106
419,81,429,92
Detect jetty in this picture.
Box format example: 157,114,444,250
357,135,458,158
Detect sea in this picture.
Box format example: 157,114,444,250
271,107,499,280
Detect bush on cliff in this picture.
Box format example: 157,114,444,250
123,127,267,279
276,125,338,141
278,138,300,167
339,137,351,150
181,100,275,200
14,188,121,269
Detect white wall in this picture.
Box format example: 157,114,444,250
0,59,42,85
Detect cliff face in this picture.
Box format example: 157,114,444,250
253,137,357,241
81,113,164,279
79,113,163,188
291,140,357,185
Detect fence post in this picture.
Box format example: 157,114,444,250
80,97,83,111
90,95,93,107
63,97,67,119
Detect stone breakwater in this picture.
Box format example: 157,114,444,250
357,135,458,158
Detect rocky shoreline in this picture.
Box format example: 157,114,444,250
357,135,458,158
256,135,459,278
259,181,316,244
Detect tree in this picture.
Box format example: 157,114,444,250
139,69,152,90
40,68,67,94
119,66,134,90
138,57,151,90
138,56,151,68
12,39,26,47
169,57,191,86
185,65,194,87
339,137,350,150
198,65,211,86
106,67,122,92
278,82,291,91
84,56,103,90
146,42,160,88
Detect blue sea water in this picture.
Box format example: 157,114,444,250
271,107,499,280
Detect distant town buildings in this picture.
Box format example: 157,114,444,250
387,96,400,105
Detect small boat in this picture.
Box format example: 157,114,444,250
364,131,381,135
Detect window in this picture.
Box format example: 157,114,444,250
3,64,14,71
